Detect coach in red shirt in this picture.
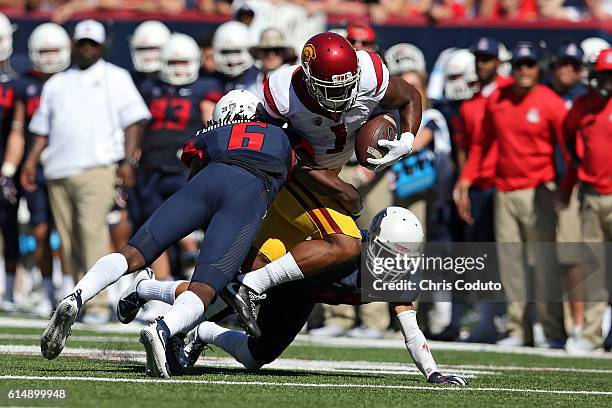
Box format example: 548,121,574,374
480,43,568,347
564,48,612,350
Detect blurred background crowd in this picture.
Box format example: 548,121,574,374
0,0,611,356
0,0,610,23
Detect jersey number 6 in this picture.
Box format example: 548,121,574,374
227,122,267,151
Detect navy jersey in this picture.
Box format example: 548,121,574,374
216,66,260,93
139,76,224,172
193,120,297,192
0,72,16,163
13,71,45,154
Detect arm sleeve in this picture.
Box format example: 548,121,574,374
459,98,495,183
27,81,51,136
115,70,152,129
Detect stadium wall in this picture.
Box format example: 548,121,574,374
3,11,611,73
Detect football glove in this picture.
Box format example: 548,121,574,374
427,372,469,385
0,176,18,205
366,131,415,172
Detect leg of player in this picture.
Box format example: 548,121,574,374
394,303,468,385
139,164,270,378
179,283,314,371
224,234,361,332
40,245,146,360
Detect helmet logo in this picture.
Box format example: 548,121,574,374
331,72,354,84
302,43,316,65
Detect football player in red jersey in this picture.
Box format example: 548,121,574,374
221,32,423,336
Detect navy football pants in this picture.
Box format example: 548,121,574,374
129,163,270,292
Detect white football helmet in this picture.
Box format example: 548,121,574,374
160,33,200,86
0,12,13,62
213,21,254,77
385,43,426,76
581,37,610,65
366,207,424,283
28,23,71,74
444,49,478,101
212,89,262,122
130,20,171,73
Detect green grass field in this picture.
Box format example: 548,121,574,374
0,316,611,408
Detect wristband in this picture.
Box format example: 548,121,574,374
1,162,17,178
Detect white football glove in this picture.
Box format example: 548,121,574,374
366,131,415,172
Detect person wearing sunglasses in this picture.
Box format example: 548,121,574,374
345,23,377,52
247,28,292,99
457,42,570,348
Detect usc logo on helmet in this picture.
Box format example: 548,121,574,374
302,43,316,64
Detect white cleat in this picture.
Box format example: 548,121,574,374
140,317,171,378
40,290,81,360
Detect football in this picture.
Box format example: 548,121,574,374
355,114,398,170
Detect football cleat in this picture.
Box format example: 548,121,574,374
40,289,82,360
117,268,154,324
165,333,187,374
427,372,469,385
140,317,171,378
181,329,207,367
219,282,266,339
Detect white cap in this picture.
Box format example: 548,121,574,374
73,19,105,44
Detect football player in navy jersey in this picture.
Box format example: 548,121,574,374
4,23,72,314
134,33,224,290
40,89,362,379
117,207,468,385
128,20,171,88
0,12,19,311
212,21,260,92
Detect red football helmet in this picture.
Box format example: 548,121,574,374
301,32,361,113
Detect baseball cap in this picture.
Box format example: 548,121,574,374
346,24,376,44
73,19,105,44
470,37,500,57
555,42,583,63
594,48,612,72
511,42,539,63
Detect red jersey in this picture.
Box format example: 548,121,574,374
563,90,612,195
457,77,511,189
481,84,567,192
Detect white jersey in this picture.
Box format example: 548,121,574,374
263,50,389,168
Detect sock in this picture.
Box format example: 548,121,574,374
42,277,55,304
73,253,128,304
197,321,260,369
163,291,205,337
4,273,15,302
137,279,182,304
176,297,230,337
61,274,74,299
240,253,304,294
397,310,439,379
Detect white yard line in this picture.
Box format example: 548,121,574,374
2,339,608,374
0,333,135,343
0,345,490,377
1,375,611,396
2,315,611,360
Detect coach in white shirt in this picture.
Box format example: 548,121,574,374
21,20,151,318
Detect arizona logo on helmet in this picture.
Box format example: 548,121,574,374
302,43,316,64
